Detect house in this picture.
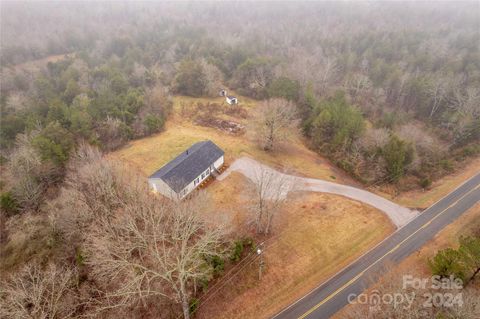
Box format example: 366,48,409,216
226,95,238,105
148,140,224,199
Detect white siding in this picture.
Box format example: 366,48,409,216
213,155,224,169
148,178,177,199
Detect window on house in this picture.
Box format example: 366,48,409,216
201,173,205,179
206,168,210,175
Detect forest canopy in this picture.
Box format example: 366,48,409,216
1,1,479,188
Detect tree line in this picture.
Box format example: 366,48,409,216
2,2,478,190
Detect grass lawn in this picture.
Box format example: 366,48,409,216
109,94,348,183
194,173,394,319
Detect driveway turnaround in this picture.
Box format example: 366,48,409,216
219,157,417,228
272,172,480,319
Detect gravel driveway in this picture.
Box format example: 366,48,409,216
218,157,418,228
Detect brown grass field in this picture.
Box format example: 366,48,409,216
194,173,394,319
109,94,349,183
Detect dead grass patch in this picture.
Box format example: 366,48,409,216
393,157,480,208
109,120,346,184
194,175,394,319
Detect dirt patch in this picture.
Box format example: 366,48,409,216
194,116,245,135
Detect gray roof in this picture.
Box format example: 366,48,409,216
149,140,224,193
226,95,237,99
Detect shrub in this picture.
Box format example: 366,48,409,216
311,92,365,152
268,76,300,101
382,135,414,183
230,240,244,262
461,145,480,158
189,298,199,315
75,248,86,266
143,114,165,135
0,192,19,216
208,255,225,276
172,59,207,97
439,159,454,172
429,248,465,282
419,177,432,189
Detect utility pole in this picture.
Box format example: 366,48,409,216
257,242,265,281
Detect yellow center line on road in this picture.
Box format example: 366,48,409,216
297,184,480,319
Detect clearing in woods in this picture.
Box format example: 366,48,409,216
109,94,351,184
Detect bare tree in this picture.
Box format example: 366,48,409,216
249,166,295,235
7,131,49,211
201,59,224,97
427,76,448,119
449,86,480,119
319,55,339,93
0,264,78,319
345,73,372,103
97,116,128,151
85,192,226,319
48,145,228,319
252,98,298,151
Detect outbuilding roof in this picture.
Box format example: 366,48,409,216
226,95,237,99
149,140,224,193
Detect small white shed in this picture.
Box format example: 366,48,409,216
226,95,238,105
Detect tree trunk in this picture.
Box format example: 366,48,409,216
180,282,190,319
468,267,480,285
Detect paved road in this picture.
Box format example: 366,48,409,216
220,157,417,228
272,172,480,319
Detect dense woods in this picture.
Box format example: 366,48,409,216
1,2,479,318
2,2,479,190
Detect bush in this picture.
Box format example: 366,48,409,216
378,112,399,129
172,59,207,97
0,192,19,216
311,92,365,152
439,159,454,172
429,248,465,282
461,145,480,158
268,76,300,101
75,248,86,266
230,240,244,262
189,298,199,315
382,135,414,183
143,114,165,135
428,236,480,285
209,255,225,276
419,177,432,189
